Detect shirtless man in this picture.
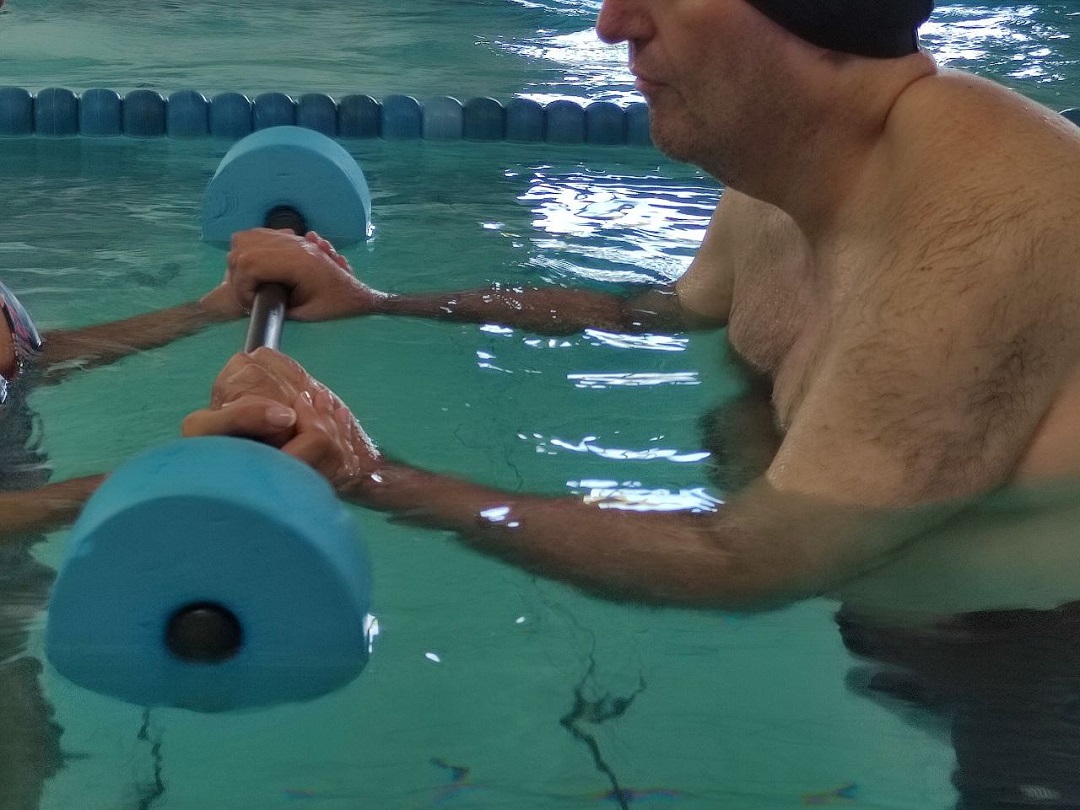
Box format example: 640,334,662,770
187,0,1080,606
184,2,1080,805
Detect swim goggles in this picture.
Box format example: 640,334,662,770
0,280,43,405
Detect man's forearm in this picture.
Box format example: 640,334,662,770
40,301,232,379
344,461,830,610
370,284,715,335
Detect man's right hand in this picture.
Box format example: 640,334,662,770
181,348,381,494
224,228,387,322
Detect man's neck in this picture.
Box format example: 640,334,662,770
715,52,938,241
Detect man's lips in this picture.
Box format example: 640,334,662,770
634,74,663,94
631,61,664,94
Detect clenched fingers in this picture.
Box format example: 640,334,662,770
181,395,298,448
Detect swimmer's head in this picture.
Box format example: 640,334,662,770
0,281,42,401
743,0,935,59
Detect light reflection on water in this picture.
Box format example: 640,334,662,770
578,484,723,512
508,28,637,106
525,431,710,462
501,2,1080,109
519,169,716,286
567,371,699,388
3,0,1077,109
924,4,1075,89
579,330,689,352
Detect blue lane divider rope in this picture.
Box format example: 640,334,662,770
0,87,655,146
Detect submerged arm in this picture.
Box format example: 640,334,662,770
0,475,104,542
226,213,736,335
38,287,242,383
370,283,721,335
181,350,944,612
344,460,935,610
366,199,738,334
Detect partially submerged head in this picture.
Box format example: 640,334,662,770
0,281,43,402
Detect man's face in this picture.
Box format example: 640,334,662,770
596,0,791,171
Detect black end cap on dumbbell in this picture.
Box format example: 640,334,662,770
165,602,244,663
264,205,307,234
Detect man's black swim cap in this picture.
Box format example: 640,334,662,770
744,0,935,59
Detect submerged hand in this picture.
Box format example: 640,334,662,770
181,348,381,492
225,228,386,321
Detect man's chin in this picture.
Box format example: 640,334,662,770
649,126,694,165
641,106,694,163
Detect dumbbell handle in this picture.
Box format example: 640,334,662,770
244,205,308,352
167,204,312,663
244,284,287,352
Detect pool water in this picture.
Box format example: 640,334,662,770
0,2,1079,809
2,1,1079,108
6,136,902,810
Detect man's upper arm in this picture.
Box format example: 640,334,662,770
706,229,1080,599
765,219,1080,511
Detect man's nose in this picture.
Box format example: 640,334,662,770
596,0,647,45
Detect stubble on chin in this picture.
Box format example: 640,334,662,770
647,109,699,166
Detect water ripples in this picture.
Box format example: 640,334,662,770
517,168,718,287
497,2,1080,109
924,4,1079,96
525,432,711,463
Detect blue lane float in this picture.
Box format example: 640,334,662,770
253,91,296,131
546,99,586,145
167,90,209,138
34,87,79,136
0,86,656,146
210,91,253,139
9,85,1075,146
338,94,381,139
297,92,338,137
505,98,545,143
382,94,423,139
0,87,32,136
586,101,626,146
464,97,505,141
79,88,123,137
422,96,464,140
123,89,166,138
46,126,376,713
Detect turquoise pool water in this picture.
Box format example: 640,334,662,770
0,2,1079,809
2,1,1079,108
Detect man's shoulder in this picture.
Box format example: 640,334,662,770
897,68,1036,116
889,69,1080,161
876,70,1080,242
844,71,1080,334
